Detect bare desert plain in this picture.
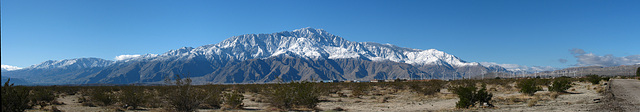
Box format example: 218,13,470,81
20,78,640,112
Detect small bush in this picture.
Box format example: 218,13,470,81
550,92,559,100
350,83,369,98
222,91,244,109
118,85,149,110
517,79,541,96
265,81,322,110
451,84,493,108
165,74,204,112
586,75,601,85
2,79,32,112
527,99,537,107
408,80,445,96
549,78,572,92
601,77,610,82
29,88,56,107
88,88,115,106
636,67,640,77
201,86,222,109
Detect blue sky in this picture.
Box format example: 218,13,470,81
2,0,639,68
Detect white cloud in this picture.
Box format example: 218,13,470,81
570,48,640,67
114,54,159,61
480,62,556,72
1,65,23,71
115,54,142,61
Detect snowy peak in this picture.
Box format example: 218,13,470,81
404,49,479,66
28,58,114,69
159,28,478,67
479,62,557,73
164,47,194,56
1,65,22,71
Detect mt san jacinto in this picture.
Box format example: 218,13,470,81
2,28,510,85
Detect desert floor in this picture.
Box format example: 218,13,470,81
26,79,628,112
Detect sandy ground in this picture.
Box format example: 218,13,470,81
315,89,458,112
474,82,606,112
315,81,606,112
24,80,613,112
596,79,640,112
26,94,113,112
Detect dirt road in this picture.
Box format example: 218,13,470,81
600,79,640,112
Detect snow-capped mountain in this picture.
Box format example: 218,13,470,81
4,28,506,85
479,62,557,73
1,65,22,71
150,27,478,67
27,58,114,69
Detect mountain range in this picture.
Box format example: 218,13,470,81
2,28,510,85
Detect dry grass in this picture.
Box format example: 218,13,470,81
549,92,560,100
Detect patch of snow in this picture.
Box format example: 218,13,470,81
479,62,556,72
152,28,481,67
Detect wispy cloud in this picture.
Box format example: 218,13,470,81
570,48,640,67
569,48,586,55
558,59,568,63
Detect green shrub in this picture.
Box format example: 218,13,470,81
517,79,541,96
408,80,445,95
602,77,610,81
350,83,369,98
29,88,56,106
451,84,493,108
118,85,149,110
201,86,222,109
222,91,244,109
2,79,32,112
549,78,572,92
265,81,322,110
88,88,115,106
637,67,640,77
586,75,601,85
165,74,204,112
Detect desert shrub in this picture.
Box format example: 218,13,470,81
549,78,572,92
50,86,80,95
350,83,369,98
88,87,116,106
29,88,56,107
265,81,322,110
517,79,541,96
533,78,551,86
586,75,601,85
200,86,223,109
449,79,477,87
222,91,244,109
527,99,538,107
118,85,149,110
637,67,640,77
451,84,493,108
481,78,516,86
2,79,32,112
164,74,204,112
409,80,445,95
142,87,167,108
601,77,610,82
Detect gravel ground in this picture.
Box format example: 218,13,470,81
597,79,640,112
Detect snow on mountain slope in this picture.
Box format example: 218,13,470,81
153,27,478,67
479,62,556,73
27,58,114,69
1,65,22,71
